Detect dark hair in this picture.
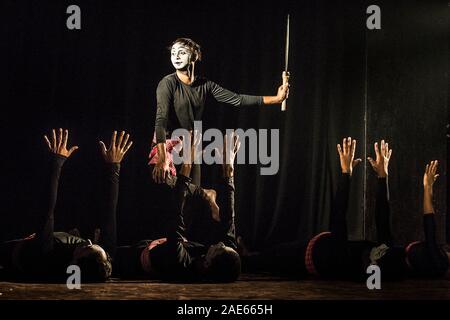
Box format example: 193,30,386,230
169,38,202,62
77,250,112,282
207,247,241,283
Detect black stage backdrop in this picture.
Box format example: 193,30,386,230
0,0,447,249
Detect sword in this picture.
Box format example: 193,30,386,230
281,14,290,111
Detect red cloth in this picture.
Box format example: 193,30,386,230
404,241,421,269
305,231,331,276
140,238,168,273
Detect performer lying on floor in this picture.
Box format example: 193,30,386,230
114,131,241,282
240,138,449,280
0,129,133,282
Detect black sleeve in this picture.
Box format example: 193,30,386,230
208,81,263,107
217,177,237,249
329,173,351,242
154,78,173,144
166,174,192,242
422,214,449,276
35,154,67,253
98,163,120,259
375,177,392,245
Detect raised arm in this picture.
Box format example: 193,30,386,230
216,131,241,249
36,129,78,253
368,140,393,245
414,160,449,276
98,131,133,258
422,161,440,248
166,131,202,241
330,137,361,241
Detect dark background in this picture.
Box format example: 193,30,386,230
0,0,447,248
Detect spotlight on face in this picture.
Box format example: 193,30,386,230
171,42,192,70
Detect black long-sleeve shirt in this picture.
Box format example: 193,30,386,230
98,163,120,259
154,73,263,144
407,214,449,277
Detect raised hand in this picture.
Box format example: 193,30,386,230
99,130,133,163
44,128,79,158
337,137,361,176
423,160,439,190
367,140,392,178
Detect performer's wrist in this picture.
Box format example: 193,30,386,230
222,165,234,178
263,96,282,105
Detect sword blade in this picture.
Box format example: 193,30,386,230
284,14,290,71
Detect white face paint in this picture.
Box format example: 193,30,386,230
171,43,192,70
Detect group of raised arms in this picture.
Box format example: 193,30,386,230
0,129,448,284
0,128,242,283
240,138,449,281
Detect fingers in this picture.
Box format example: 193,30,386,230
351,139,356,158
337,144,342,156
63,129,68,149
235,140,241,154
120,133,130,150
430,160,438,175
123,141,133,155
117,131,125,149
380,140,386,158
233,133,240,152
367,157,376,168
99,141,107,155
152,166,158,183
110,131,117,149
44,135,52,151
353,158,362,167
57,128,63,149
374,142,380,160
67,146,79,157
52,129,57,150
388,148,392,160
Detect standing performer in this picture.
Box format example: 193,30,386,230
151,38,290,185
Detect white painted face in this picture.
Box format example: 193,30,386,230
171,42,192,70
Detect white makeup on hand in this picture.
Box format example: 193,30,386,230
171,43,192,70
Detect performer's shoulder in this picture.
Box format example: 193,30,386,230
158,73,177,87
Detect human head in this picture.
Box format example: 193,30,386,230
71,241,112,282
406,242,449,278
169,38,202,70
202,242,241,282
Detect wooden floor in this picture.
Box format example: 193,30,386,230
0,274,449,300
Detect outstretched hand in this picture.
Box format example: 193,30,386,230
367,140,392,178
99,131,133,163
337,137,361,176
44,128,79,158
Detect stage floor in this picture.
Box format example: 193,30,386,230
0,274,449,300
